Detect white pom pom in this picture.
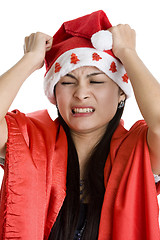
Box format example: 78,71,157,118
91,30,113,51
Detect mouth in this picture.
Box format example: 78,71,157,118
72,107,95,114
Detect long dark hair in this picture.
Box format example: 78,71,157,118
49,104,125,240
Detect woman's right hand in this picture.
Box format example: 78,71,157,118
0,33,53,159
24,32,53,70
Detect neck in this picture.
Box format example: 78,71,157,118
70,126,107,178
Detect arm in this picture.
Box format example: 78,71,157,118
0,32,53,158
110,25,160,174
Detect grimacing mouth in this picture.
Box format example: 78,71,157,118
72,107,95,114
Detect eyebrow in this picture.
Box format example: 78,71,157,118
66,72,104,79
86,72,104,77
66,73,77,79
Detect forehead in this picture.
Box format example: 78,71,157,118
69,66,102,75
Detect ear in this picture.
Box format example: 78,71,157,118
118,88,126,103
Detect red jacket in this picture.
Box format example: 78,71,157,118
0,109,160,240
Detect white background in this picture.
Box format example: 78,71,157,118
0,0,160,214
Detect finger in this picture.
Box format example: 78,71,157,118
46,37,53,44
24,36,29,53
24,33,35,53
44,34,53,41
28,33,35,47
107,26,114,33
46,37,53,51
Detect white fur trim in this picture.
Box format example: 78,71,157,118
44,47,132,104
91,30,113,51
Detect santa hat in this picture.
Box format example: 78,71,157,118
44,10,132,104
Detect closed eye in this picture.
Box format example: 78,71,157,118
61,82,75,85
90,81,104,84
61,73,77,85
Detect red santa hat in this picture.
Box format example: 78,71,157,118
44,10,132,104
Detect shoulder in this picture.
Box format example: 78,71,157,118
109,119,149,168
5,109,61,144
110,119,148,156
6,109,59,129
113,119,147,141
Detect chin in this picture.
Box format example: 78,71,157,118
69,123,92,132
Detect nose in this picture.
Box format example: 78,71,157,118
73,85,90,101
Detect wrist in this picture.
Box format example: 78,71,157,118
23,52,44,72
117,48,138,65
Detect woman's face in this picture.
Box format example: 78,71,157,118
55,66,125,135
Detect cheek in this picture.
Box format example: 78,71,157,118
99,91,119,122
55,85,65,105
55,86,71,114
97,87,119,105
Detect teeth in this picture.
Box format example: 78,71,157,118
73,108,94,113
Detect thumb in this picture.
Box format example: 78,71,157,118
46,37,53,51
107,26,114,33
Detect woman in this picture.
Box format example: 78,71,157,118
0,10,160,240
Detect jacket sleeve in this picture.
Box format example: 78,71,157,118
0,109,59,240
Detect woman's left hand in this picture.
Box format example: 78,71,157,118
109,24,136,61
109,25,160,175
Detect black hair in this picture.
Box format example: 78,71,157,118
48,103,124,240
